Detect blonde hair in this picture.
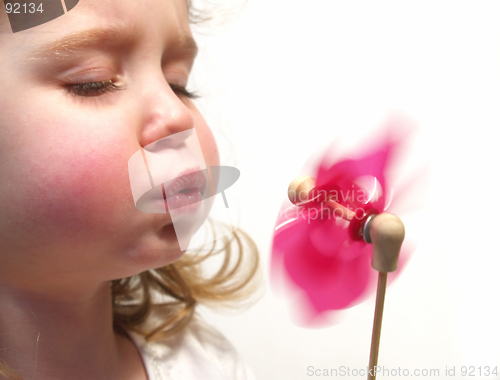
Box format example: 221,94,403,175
0,218,260,380
112,218,260,340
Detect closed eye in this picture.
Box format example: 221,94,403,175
67,80,123,97
169,83,199,99
66,80,199,99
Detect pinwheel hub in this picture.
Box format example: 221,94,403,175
366,212,405,273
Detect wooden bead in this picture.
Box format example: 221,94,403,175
368,213,405,273
288,175,317,205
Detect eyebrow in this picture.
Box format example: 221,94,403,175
28,24,198,61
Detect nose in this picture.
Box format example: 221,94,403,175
138,76,195,148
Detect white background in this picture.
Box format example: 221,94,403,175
190,1,500,379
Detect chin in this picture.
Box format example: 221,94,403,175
112,224,186,277
148,223,186,266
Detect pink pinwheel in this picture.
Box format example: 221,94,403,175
272,138,407,314
271,121,414,378
271,126,408,322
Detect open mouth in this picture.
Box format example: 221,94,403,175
170,187,202,203
133,169,207,215
162,185,203,213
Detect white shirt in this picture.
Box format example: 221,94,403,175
124,316,256,380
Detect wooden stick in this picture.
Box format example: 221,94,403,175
368,272,388,380
325,196,356,221
366,213,404,380
287,176,357,221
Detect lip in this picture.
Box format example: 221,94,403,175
134,167,208,215
162,168,207,198
158,167,208,215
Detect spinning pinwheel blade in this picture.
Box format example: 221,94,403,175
271,122,413,380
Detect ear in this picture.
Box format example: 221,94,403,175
4,0,79,33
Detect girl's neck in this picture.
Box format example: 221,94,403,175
0,281,143,380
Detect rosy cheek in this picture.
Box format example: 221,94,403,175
11,137,133,241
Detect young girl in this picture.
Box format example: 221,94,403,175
0,0,259,379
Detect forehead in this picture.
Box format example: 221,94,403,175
0,0,192,49
74,0,190,28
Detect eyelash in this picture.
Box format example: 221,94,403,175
169,83,199,100
67,80,199,99
68,80,122,97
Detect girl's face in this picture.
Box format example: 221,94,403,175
0,0,219,288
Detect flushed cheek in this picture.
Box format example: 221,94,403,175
8,137,133,244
